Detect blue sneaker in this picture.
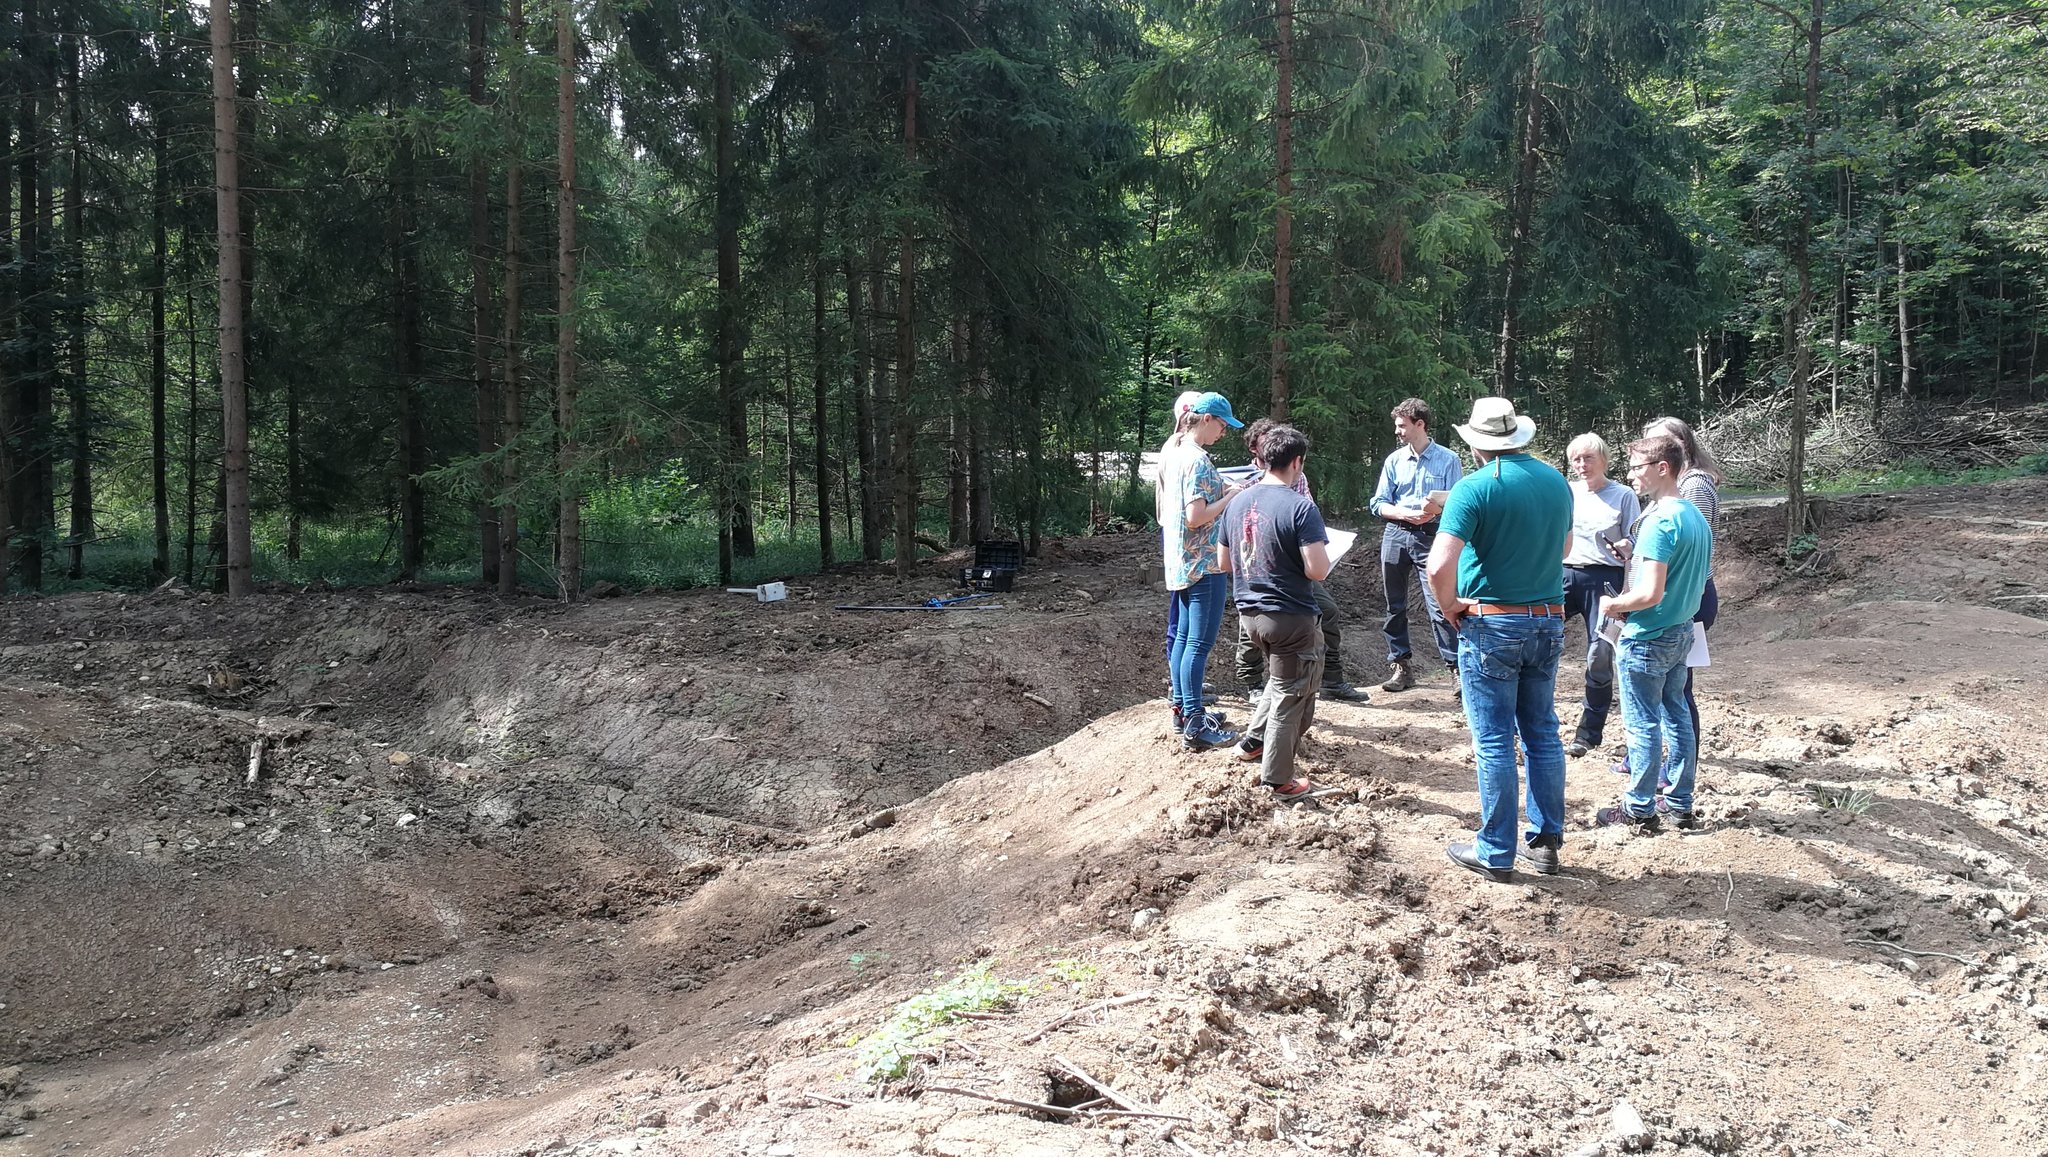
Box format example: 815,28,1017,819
1181,718,1241,752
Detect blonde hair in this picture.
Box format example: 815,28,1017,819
1641,416,1722,483
1565,432,1610,462
1163,408,1204,452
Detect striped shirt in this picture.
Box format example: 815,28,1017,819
1678,468,1721,576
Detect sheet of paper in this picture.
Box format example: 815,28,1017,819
1599,615,1622,647
1324,527,1358,567
1686,620,1710,667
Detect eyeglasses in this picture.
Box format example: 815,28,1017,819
1627,461,1654,474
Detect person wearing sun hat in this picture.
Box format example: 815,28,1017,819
1157,391,1249,751
1423,396,1574,882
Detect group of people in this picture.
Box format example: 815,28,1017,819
1157,389,1723,879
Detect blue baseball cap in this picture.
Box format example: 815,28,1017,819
1188,392,1243,428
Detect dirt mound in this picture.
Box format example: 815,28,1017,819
4,483,2048,1156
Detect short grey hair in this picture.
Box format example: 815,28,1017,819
1566,432,1610,461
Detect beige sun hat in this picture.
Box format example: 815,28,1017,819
1454,396,1536,452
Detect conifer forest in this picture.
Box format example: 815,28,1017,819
1,0,2045,597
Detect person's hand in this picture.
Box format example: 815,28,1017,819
1443,598,1475,631
1421,495,1444,520
1612,538,1632,561
1598,596,1626,622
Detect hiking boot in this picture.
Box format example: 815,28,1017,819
1655,797,1700,829
1595,804,1660,834
1321,680,1367,702
1445,841,1514,883
1171,706,1227,733
1181,718,1241,753
1233,736,1264,763
1564,741,1590,758
1523,834,1562,875
1381,658,1414,692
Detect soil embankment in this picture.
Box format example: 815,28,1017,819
3,480,2046,1156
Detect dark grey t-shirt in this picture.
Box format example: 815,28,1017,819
1219,483,1328,616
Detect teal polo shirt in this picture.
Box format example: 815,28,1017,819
1623,496,1712,639
1438,452,1572,606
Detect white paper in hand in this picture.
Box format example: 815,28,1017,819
1685,621,1710,668
1324,528,1358,567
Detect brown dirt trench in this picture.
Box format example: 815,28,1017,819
3,479,2047,1157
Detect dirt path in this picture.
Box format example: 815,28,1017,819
3,479,2047,1156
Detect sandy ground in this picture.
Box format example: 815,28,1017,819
3,478,2046,1157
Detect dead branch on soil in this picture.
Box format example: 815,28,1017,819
1846,939,1980,966
923,1084,1193,1125
1052,1054,1141,1110
1022,692,1055,709
802,1090,855,1107
1020,991,1156,1044
247,737,266,784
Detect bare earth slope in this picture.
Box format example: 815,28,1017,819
3,479,2046,1157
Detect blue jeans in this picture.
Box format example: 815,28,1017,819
1169,573,1229,719
1564,564,1624,746
1457,612,1567,869
1618,626,1695,817
1382,524,1458,666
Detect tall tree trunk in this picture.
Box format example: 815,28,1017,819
64,28,87,580
783,351,796,534
867,252,893,554
0,104,12,594
1784,0,1823,548
212,0,252,596
183,213,200,583
811,208,832,569
1131,133,1162,498
969,312,992,542
470,0,500,583
714,43,752,582
1268,0,1294,420
555,0,581,599
498,0,525,596
893,54,918,578
14,0,49,591
947,311,968,545
391,17,427,580
846,255,878,560
1496,1,1546,395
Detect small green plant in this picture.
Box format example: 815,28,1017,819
1044,958,1097,986
847,951,891,976
850,962,1033,1083
1809,784,1877,815
1786,532,1820,561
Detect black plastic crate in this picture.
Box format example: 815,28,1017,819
958,565,1015,592
973,540,1024,573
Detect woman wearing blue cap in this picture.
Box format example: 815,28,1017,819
1157,391,1248,751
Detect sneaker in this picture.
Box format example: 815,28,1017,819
1381,658,1414,692
1233,737,1263,763
1445,841,1514,883
1564,741,1590,758
1523,837,1561,875
1654,797,1700,829
1171,706,1228,733
1181,719,1241,752
1321,680,1367,702
1594,804,1660,834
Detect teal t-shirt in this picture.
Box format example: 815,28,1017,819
1438,452,1572,606
1623,496,1712,639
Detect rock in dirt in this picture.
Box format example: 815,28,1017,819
1611,1099,1652,1152
1132,907,1164,932
635,1109,666,1129
684,1097,718,1121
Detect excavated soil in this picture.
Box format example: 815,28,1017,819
3,479,2047,1157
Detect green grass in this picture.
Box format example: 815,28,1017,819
848,962,1034,1084
1807,452,2048,495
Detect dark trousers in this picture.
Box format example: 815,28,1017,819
1563,563,1626,746
1683,577,1719,743
1235,582,1343,687
1242,611,1325,786
1381,524,1458,667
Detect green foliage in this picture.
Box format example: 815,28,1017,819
849,962,1033,1084
1808,784,1877,816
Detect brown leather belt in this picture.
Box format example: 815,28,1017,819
1473,602,1565,617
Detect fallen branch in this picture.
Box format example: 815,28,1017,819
1021,991,1156,1044
1022,692,1054,709
1846,939,1980,965
1052,1054,1139,1110
802,1090,855,1107
924,1083,1081,1117
1724,869,1735,914
246,737,267,785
